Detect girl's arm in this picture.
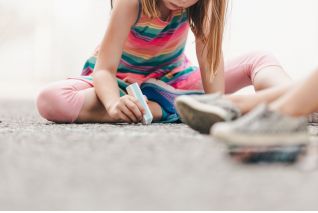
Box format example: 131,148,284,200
196,38,225,94
93,0,145,123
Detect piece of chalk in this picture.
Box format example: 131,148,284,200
127,83,153,125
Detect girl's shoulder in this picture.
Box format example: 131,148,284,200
110,0,141,27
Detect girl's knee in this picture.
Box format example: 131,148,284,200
247,51,283,81
37,86,60,122
36,84,79,123
249,51,280,67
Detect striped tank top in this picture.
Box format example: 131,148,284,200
81,1,201,90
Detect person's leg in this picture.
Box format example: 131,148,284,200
227,83,294,114
212,69,318,146
37,79,163,123
270,68,318,117
138,64,205,123
37,79,88,123
211,70,318,146
175,53,292,132
37,79,113,123
224,52,292,113
224,51,291,93
77,87,162,123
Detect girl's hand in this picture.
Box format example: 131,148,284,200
107,95,145,123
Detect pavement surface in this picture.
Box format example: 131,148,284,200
1,99,318,210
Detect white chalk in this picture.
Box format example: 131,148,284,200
127,83,153,125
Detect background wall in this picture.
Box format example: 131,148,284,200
0,0,317,99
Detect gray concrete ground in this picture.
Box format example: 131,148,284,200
1,99,318,210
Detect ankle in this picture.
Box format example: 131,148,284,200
148,101,162,121
270,103,305,117
226,95,253,114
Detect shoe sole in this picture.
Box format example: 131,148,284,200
175,96,228,134
212,129,309,147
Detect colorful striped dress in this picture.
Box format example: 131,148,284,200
78,4,204,122
81,6,203,88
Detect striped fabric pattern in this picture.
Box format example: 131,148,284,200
80,8,202,90
117,9,193,84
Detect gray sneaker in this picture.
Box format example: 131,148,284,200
308,112,318,124
175,93,241,134
211,104,309,147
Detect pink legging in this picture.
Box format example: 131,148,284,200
37,52,282,123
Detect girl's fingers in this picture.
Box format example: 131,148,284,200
124,99,143,122
127,96,146,115
119,112,132,123
120,104,139,123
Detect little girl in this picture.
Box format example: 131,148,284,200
37,0,290,124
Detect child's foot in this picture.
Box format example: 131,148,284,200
141,79,203,115
211,104,309,147
175,93,241,134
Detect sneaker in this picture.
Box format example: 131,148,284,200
308,112,318,124
211,104,309,147
141,78,203,115
175,93,241,134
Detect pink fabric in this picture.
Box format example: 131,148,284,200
224,52,282,93
37,79,91,123
36,52,281,123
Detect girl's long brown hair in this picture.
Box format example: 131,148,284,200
188,0,227,78
111,0,227,77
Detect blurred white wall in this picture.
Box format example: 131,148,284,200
227,0,318,78
0,0,317,99
0,0,110,99
187,0,318,78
